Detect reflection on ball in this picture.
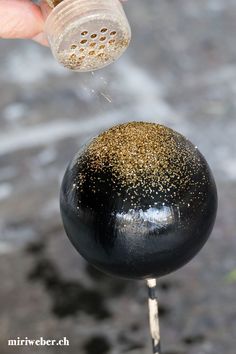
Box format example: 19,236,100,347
60,122,217,279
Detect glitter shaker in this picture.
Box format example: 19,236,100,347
45,0,131,71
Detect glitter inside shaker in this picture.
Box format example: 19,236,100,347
45,0,131,71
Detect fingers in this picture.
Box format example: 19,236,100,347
32,32,49,46
0,0,127,47
0,0,44,39
39,0,52,20
31,1,52,46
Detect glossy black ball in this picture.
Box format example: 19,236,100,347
60,122,217,279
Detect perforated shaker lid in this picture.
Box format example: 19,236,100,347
45,0,131,72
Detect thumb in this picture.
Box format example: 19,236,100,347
0,0,44,39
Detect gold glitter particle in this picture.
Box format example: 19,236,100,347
45,0,62,7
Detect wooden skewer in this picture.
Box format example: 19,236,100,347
147,279,161,354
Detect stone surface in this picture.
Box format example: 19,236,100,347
0,0,236,353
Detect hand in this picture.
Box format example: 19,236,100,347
0,0,128,47
0,0,49,46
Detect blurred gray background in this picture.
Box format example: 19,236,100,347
0,0,236,353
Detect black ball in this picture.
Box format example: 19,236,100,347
60,122,217,279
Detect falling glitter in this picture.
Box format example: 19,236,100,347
100,92,112,102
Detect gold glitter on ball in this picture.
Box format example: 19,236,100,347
74,122,208,206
